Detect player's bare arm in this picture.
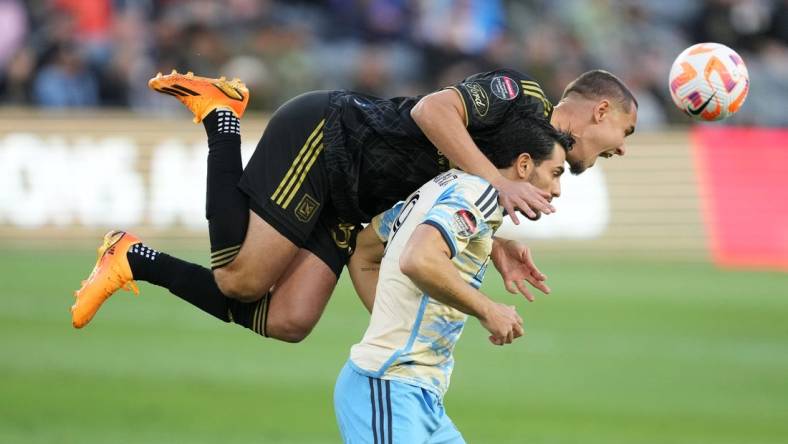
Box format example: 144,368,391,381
399,223,524,345
347,225,385,312
411,89,555,223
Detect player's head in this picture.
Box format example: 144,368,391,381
553,70,638,175
475,115,574,202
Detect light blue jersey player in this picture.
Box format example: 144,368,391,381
335,116,572,444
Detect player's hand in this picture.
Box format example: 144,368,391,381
479,302,524,346
490,238,551,302
491,176,555,224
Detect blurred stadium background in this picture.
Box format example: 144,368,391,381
1,1,787,443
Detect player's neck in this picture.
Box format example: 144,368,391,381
498,166,520,182
550,103,571,133
551,101,585,141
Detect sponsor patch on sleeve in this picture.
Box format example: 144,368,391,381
462,82,489,117
451,209,478,237
490,76,519,101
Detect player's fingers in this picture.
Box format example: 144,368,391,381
513,322,524,338
489,335,503,346
525,276,551,295
504,279,518,294
535,186,551,200
523,251,547,281
504,199,521,225
542,201,556,214
514,280,535,302
529,188,554,214
513,196,538,220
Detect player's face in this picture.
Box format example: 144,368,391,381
526,143,566,201
566,101,637,175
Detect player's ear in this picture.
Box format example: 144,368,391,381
594,99,610,123
516,152,532,179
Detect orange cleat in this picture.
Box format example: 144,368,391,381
71,230,141,329
148,70,249,123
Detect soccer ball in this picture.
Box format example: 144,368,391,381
668,42,749,121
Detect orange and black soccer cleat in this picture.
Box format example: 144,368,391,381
71,231,141,329
148,70,249,123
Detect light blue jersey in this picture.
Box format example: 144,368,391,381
335,169,503,444
352,169,503,397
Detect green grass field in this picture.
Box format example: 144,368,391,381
1,246,787,444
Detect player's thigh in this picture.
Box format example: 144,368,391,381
265,212,358,341
335,371,438,444
426,412,465,444
222,91,332,296
387,384,444,444
214,210,299,300
237,89,331,242
265,248,338,342
335,362,377,444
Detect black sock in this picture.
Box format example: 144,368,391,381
127,244,271,336
127,243,229,321
203,109,248,269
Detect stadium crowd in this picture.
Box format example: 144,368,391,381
0,0,786,128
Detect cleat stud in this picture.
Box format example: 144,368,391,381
171,69,178,75
186,71,194,77
156,72,162,78
219,76,226,82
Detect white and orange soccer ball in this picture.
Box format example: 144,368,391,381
668,42,749,121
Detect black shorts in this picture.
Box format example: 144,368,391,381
238,91,358,277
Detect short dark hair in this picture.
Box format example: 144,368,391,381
561,69,638,111
471,112,575,169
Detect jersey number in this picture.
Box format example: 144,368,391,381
386,192,420,252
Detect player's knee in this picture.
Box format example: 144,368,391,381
214,267,267,302
267,314,317,343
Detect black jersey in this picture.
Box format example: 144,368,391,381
323,68,553,223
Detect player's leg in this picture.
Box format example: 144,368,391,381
72,209,352,334
426,405,465,444
150,72,333,302
334,362,380,444
264,249,337,342
149,71,251,271
70,230,331,335
211,210,299,302
334,363,437,444
264,209,358,342
71,230,246,328
211,89,334,301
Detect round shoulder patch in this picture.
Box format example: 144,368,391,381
490,76,519,101
452,209,478,238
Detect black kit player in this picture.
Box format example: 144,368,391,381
71,68,637,343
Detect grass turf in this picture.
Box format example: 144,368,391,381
1,246,787,443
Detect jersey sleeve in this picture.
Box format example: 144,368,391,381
370,201,405,243
445,68,553,131
422,183,498,258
